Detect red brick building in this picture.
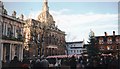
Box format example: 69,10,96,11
95,31,120,57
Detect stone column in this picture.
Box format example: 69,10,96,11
3,45,6,62
15,27,17,38
0,43,2,69
3,23,5,35
19,44,23,61
22,44,23,61
11,45,15,60
5,24,7,36
0,43,3,61
9,44,12,61
0,2,3,68
13,25,15,36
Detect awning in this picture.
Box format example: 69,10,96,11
46,54,82,58
47,45,58,49
101,53,112,56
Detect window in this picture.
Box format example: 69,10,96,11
107,37,112,44
77,50,79,53
80,50,81,53
116,37,120,44
100,46,104,50
116,46,119,50
74,50,76,53
99,38,104,44
16,28,22,39
74,45,75,47
116,38,119,44
107,46,110,50
110,46,113,50
107,46,112,50
7,24,13,37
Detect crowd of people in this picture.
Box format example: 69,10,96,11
76,55,119,69
57,55,119,69
1,55,119,69
1,56,49,69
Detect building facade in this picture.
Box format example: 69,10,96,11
94,31,120,57
0,1,24,62
66,41,86,55
23,0,66,58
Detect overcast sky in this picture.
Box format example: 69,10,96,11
3,0,118,43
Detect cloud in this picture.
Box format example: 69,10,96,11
27,9,118,43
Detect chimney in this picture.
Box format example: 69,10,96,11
104,32,107,36
113,31,115,36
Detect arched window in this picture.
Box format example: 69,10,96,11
107,46,112,50
107,37,112,44
116,37,120,44
107,46,110,50
99,38,104,44
16,27,22,39
7,23,13,37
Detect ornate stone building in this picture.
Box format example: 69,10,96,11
24,0,66,58
0,1,24,62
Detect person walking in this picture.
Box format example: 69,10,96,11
9,56,22,69
55,58,61,69
69,55,77,69
40,57,49,69
32,59,42,69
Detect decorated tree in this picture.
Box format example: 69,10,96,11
87,30,100,58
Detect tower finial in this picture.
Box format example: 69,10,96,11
42,0,49,12
44,0,47,2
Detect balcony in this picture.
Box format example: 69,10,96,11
2,35,23,42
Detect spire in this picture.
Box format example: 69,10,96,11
42,0,49,12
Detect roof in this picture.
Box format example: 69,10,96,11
66,41,84,44
95,35,120,38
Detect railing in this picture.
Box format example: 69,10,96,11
2,35,23,42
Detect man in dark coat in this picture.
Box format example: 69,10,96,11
40,57,49,69
32,59,42,69
9,56,22,69
69,55,77,69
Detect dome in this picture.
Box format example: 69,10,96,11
38,11,54,25
37,0,55,26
